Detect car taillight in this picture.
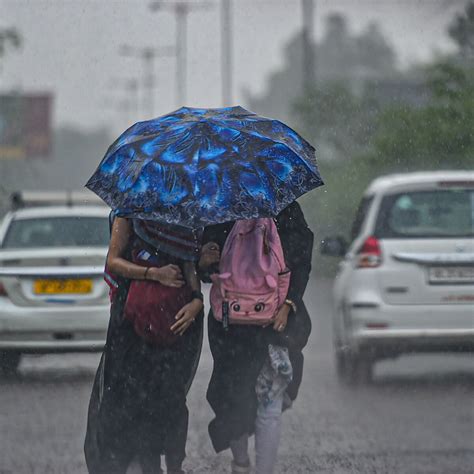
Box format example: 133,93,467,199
356,236,382,268
0,282,7,297
366,323,389,329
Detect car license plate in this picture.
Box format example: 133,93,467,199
34,279,93,294
428,266,474,284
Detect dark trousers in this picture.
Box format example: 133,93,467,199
88,403,188,474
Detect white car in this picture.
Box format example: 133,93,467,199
0,193,110,375
321,171,474,383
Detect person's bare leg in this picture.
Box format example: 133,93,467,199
230,433,251,473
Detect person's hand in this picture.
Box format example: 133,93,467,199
272,304,290,332
147,265,185,287
199,242,220,271
170,299,204,336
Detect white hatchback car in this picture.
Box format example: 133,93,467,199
321,171,474,383
0,193,110,375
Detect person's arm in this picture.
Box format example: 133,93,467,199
183,261,201,293
106,217,184,287
170,261,204,336
271,202,314,333
279,202,314,303
272,302,291,332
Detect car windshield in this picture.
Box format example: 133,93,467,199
2,216,110,248
375,189,474,238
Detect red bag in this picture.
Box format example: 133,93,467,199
123,266,191,347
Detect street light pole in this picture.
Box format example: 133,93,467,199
176,3,188,106
120,44,174,118
107,77,140,125
149,1,213,107
143,48,157,117
301,0,315,91
221,0,233,106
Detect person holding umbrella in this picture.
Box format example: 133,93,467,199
84,215,204,474
85,106,323,474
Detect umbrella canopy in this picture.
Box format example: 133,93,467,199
86,106,323,228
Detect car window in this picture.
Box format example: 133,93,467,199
350,196,374,241
2,216,110,248
375,189,474,238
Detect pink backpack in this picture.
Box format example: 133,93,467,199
210,218,291,328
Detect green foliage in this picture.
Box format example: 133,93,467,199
300,153,385,275
292,9,474,275
448,1,474,59
246,13,397,124
296,61,474,275
373,62,474,168
301,154,378,237
317,14,397,81
293,81,380,159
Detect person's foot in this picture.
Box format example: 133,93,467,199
138,461,163,474
231,460,251,474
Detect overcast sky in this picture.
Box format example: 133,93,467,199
0,0,468,133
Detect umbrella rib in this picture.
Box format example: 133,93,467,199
208,120,316,170
222,114,316,152
105,110,195,159
105,113,316,175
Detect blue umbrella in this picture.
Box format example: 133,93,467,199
86,106,323,228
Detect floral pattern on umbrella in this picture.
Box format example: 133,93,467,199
86,106,323,228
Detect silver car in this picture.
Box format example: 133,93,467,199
321,171,474,384
0,196,110,375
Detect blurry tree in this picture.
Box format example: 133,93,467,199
448,1,474,61
245,14,397,123
355,22,397,79
372,62,474,169
316,14,353,81
297,7,473,275
243,31,305,123
293,82,380,160
317,15,396,82
304,61,474,274
0,28,21,66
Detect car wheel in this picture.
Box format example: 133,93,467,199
335,348,373,385
0,351,21,376
335,347,358,384
352,355,374,384
335,347,350,381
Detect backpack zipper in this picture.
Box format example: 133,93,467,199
262,226,270,255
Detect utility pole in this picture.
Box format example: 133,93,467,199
109,77,140,122
221,0,233,106
120,45,174,118
301,0,315,92
102,95,134,133
150,1,213,107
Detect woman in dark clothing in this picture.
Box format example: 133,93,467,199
85,217,204,474
200,201,314,473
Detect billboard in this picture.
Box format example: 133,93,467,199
0,94,53,159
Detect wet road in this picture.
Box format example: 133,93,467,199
1,278,473,474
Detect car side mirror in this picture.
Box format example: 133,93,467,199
320,236,348,257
